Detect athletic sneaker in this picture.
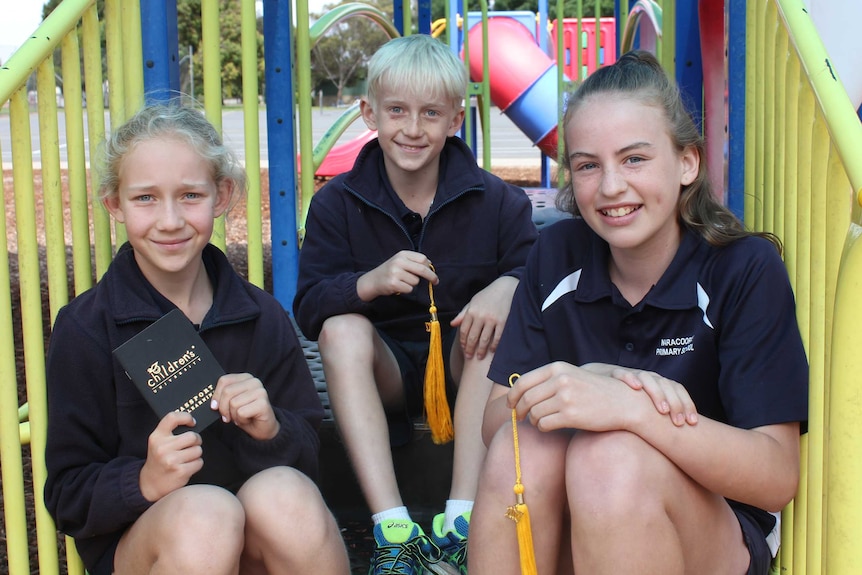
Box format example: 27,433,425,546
431,512,469,575
369,520,448,575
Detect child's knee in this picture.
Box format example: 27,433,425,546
173,485,245,528
319,313,373,350
239,467,330,523
154,486,245,567
566,431,660,515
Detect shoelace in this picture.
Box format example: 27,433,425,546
442,538,467,571
403,536,444,568
372,536,443,575
371,542,419,575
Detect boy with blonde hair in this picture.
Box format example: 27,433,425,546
294,34,537,574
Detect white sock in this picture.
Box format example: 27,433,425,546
372,506,412,526
444,499,473,533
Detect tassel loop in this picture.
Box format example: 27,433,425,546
424,266,453,444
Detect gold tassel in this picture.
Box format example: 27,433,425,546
424,266,453,444
505,374,538,575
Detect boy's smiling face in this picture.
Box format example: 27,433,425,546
361,84,464,184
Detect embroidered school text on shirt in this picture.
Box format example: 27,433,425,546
655,335,695,356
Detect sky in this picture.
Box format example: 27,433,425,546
0,0,45,64
0,0,329,65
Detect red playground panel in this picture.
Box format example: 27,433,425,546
551,17,617,80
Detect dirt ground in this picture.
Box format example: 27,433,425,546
0,165,544,574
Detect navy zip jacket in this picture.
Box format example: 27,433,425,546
44,243,324,571
294,136,538,341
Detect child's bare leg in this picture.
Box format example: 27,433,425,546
238,466,349,575
468,423,570,575
448,347,493,500
566,430,751,575
114,485,245,575
318,313,404,513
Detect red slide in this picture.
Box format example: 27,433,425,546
309,128,378,178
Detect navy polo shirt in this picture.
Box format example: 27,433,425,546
489,218,809,431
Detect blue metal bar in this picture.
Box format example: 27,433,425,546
418,0,432,35
726,0,745,218
393,1,404,36
263,0,300,310
140,0,180,103
675,1,703,130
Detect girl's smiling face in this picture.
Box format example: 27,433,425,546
565,94,699,259
103,136,231,285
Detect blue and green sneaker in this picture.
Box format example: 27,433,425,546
369,520,448,575
431,512,469,575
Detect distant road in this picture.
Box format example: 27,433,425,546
0,106,546,169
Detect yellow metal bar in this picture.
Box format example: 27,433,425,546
105,0,126,125
478,0,491,171
65,536,86,575
19,421,31,445
0,87,32,575
16,82,60,575
772,29,788,242
401,0,412,39
202,0,226,250
778,496,794,574
0,0,94,104
122,0,144,118
81,4,112,279
660,0,673,78
826,220,862,574
296,0,314,242
794,85,814,352
594,0,601,72
782,54,800,285
762,1,777,234
750,0,764,230
789,79,815,575
777,0,862,201
804,115,828,575
576,0,583,79
241,0,264,287
556,0,566,187
793,436,809,574
104,0,126,249
61,30,94,296
743,0,756,232
37,58,70,325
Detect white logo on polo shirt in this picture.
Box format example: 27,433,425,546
542,269,582,312
696,282,714,329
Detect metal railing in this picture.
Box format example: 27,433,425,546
3,0,862,574
745,1,862,574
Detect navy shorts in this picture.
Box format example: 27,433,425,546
377,328,457,446
735,507,772,575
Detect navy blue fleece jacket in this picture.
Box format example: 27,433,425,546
294,136,538,341
44,243,323,571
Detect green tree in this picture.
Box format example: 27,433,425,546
176,0,264,102
310,0,393,104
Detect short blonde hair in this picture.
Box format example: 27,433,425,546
366,34,467,108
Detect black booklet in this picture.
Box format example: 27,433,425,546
113,309,224,433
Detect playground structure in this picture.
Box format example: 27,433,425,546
307,10,616,178
0,0,861,574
